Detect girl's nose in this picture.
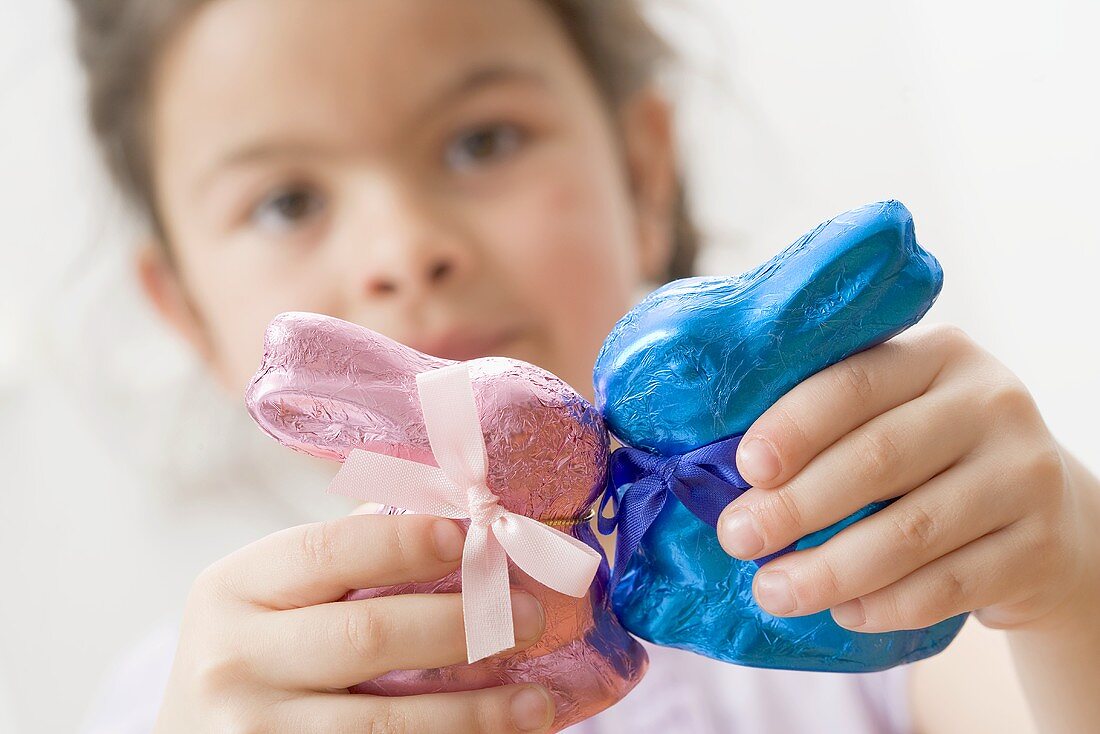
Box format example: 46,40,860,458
352,187,474,302
363,250,457,298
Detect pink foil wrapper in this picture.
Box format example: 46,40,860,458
245,313,647,731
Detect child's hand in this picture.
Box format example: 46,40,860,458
717,324,1093,632
155,514,553,733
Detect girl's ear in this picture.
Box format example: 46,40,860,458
620,88,678,283
135,243,214,364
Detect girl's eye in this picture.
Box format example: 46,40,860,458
251,185,326,234
444,123,526,171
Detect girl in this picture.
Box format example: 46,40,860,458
71,0,1100,732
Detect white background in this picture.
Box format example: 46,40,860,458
2,1,1098,731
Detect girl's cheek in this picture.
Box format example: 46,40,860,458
165,232,322,392
539,176,638,303
483,160,640,389
496,152,634,281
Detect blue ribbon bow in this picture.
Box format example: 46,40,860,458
599,434,795,586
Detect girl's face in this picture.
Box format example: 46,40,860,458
144,0,675,398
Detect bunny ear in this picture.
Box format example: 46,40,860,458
245,312,452,464
595,201,943,455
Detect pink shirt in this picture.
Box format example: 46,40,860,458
81,621,912,733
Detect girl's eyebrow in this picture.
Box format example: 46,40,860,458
195,64,548,194
195,140,341,196
410,63,550,125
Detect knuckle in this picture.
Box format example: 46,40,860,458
300,520,342,572
806,557,846,606
219,715,268,734
190,558,239,604
190,562,226,600
469,691,514,734
193,649,251,701
932,566,968,618
345,604,387,661
928,324,972,353
1020,521,1055,562
763,488,805,538
387,517,420,572
861,594,899,630
834,358,876,404
853,428,903,484
1022,444,1066,489
1017,515,1066,568
889,504,939,553
983,377,1036,422
872,582,939,630
760,404,810,460
365,703,410,734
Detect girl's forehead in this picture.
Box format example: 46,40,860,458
159,0,578,112
153,0,588,182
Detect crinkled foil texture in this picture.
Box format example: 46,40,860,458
595,201,966,672
246,313,647,731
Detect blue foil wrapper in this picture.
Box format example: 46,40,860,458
594,201,967,672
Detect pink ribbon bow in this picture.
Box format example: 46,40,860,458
329,363,603,663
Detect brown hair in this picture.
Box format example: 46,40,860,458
70,0,698,280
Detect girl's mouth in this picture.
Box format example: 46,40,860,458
412,326,525,362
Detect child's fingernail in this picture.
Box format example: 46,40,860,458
832,599,866,628
755,571,797,614
511,592,545,643
431,520,465,563
738,437,781,484
510,685,554,731
719,508,764,558
351,502,384,515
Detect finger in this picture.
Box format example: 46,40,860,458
735,325,967,488
209,514,466,609
828,523,1037,633
720,381,980,560
257,591,546,689
281,685,556,734
749,456,1021,617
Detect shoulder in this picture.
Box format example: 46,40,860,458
78,620,178,734
574,643,913,734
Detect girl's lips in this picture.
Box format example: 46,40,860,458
412,327,523,362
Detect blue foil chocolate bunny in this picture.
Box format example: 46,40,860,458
594,201,966,672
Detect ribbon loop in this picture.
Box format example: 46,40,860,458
597,480,620,536
329,363,602,664
602,434,795,587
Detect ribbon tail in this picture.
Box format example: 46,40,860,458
493,514,601,597
417,364,490,490
461,522,514,664
611,476,669,588
329,449,467,518
670,444,798,565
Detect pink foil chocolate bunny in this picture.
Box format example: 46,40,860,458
246,312,647,731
